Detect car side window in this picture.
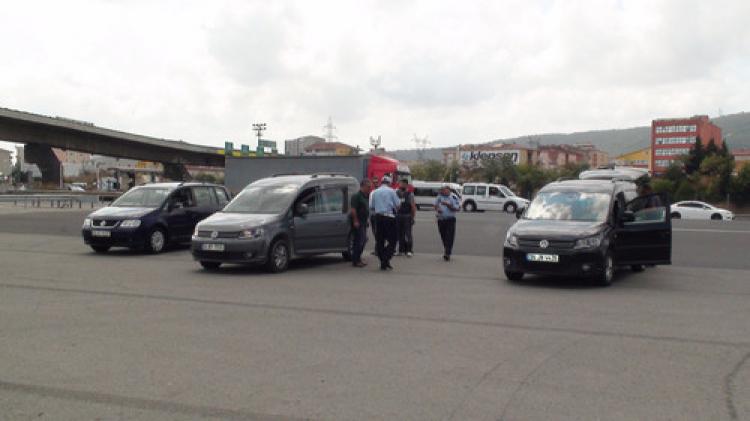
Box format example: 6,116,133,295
193,187,216,207
213,187,230,206
171,188,195,208
320,187,345,213
624,194,666,224
476,186,487,196
463,185,475,195
489,186,505,198
297,188,323,215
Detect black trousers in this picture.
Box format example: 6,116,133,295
396,214,413,253
375,215,397,267
351,223,368,264
437,217,456,256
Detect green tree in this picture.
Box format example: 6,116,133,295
410,160,447,181
729,165,750,205
651,178,675,196
705,138,719,156
445,160,460,182
674,179,696,201
663,162,684,184
685,137,704,174
719,140,730,157
480,155,517,184
516,164,550,198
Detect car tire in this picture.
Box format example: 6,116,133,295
342,231,354,261
145,227,167,254
200,261,221,271
631,264,645,272
597,251,615,287
266,238,290,273
671,212,681,219
504,202,517,214
711,213,722,220
463,201,476,212
504,270,523,281
90,245,110,253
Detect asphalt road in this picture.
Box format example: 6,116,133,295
1,208,749,420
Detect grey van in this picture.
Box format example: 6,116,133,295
190,174,358,272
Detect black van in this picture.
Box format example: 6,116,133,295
502,179,671,286
82,182,230,253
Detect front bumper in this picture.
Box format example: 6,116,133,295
503,246,607,278
191,237,269,264
82,228,148,248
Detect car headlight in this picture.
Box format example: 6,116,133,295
575,235,603,249
120,219,141,228
82,218,92,228
238,227,264,239
193,226,201,237
504,232,518,247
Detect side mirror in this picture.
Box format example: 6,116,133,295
296,203,309,216
622,210,635,223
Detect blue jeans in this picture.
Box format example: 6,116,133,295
351,223,368,264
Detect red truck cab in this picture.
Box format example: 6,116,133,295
367,155,412,190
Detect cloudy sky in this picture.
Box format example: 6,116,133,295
1,0,749,154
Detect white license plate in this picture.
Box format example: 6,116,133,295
201,243,225,252
92,230,111,238
527,253,559,263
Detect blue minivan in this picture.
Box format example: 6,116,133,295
82,182,230,253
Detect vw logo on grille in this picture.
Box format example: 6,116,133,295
210,231,219,239
539,239,549,249
99,220,106,227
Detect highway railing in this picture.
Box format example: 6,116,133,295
0,193,117,209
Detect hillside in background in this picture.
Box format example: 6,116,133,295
391,111,750,161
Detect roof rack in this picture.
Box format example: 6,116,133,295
310,172,351,178
272,173,301,177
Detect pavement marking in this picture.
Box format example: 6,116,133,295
2,282,749,349
0,380,306,421
674,228,750,234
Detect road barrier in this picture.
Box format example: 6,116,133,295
0,194,109,209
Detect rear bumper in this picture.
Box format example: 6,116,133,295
503,247,607,277
191,237,269,264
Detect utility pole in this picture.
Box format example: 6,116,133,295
412,134,431,161
252,123,267,145
323,117,337,142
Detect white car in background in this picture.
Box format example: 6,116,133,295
670,201,734,221
460,183,529,213
412,181,461,210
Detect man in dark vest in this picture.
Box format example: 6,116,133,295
395,178,416,257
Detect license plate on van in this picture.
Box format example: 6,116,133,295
202,243,225,252
527,253,559,263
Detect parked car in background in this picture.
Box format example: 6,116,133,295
82,182,230,254
191,174,358,273
670,201,734,220
412,181,461,210
503,179,671,286
461,183,529,213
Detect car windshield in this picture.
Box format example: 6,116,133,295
524,191,611,222
222,185,298,214
111,187,171,208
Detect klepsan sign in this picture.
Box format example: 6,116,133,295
460,150,520,164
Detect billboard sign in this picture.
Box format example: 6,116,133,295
460,150,520,164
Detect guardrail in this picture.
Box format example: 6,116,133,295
0,194,103,209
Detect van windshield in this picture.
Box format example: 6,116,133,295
524,191,610,222
223,185,298,214
500,186,516,197
111,188,170,208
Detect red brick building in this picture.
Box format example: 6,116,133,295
651,115,722,174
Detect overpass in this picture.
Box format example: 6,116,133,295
0,107,225,184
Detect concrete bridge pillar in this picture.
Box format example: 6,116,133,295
24,143,61,186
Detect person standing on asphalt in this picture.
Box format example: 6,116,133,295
350,179,372,268
435,184,460,261
370,175,400,270
369,176,380,253
395,178,416,257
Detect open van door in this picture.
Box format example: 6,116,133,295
615,193,671,265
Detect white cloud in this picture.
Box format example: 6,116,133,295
0,0,748,153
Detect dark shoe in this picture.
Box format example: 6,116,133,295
443,255,450,261
353,262,367,268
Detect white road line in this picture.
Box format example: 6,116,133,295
674,228,750,234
